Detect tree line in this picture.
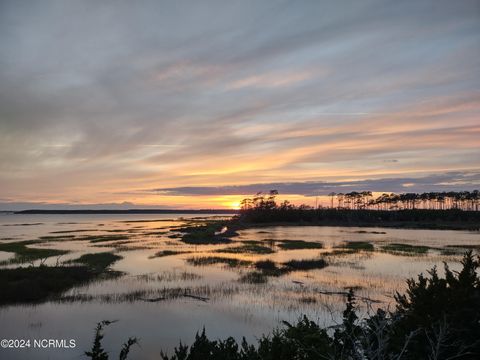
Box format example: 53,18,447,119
333,191,480,211
240,190,480,211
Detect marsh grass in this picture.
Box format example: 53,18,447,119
336,241,374,251
149,250,192,258
60,283,240,303
38,235,76,241
381,243,431,255
92,240,151,252
253,258,328,277
275,239,324,250
165,240,181,246
182,236,232,245
239,271,268,284
92,240,135,246
115,246,152,252
0,252,122,305
440,248,463,256
255,260,287,276
215,243,274,254
0,266,94,305
0,240,69,265
181,229,232,245
87,252,480,360
3,223,43,226
446,244,480,249
187,256,252,267
66,252,122,271
323,249,359,256
283,258,328,271
345,230,387,234
175,221,238,245
80,234,131,243
440,246,480,256
125,229,146,233
298,296,317,304
254,259,277,270
241,240,273,245
185,253,329,276
136,271,202,282
141,231,169,236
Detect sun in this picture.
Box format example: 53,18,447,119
229,201,241,210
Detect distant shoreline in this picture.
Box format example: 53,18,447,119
7,209,480,231
11,209,239,215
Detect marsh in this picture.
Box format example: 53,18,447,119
1,213,479,359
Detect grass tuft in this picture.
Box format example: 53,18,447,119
66,252,122,271
255,260,286,276
149,250,191,258
239,271,268,284
216,243,274,254
275,239,324,250
283,258,328,271
0,241,68,265
381,243,431,255
336,241,374,251
79,235,130,243
186,256,252,267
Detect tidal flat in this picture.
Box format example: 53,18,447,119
0,213,479,359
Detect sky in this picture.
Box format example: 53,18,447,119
0,0,479,210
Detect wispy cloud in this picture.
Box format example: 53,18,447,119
0,0,479,205
149,171,480,197
227,70,313,89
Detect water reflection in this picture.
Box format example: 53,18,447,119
0,214,478,359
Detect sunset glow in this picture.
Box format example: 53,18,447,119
0,1,479,210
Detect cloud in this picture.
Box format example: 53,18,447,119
0,0,479,204
148,171,480,197
227,70,313,89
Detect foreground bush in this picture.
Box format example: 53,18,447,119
87,252,480,359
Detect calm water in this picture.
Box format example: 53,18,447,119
0,213,479,359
